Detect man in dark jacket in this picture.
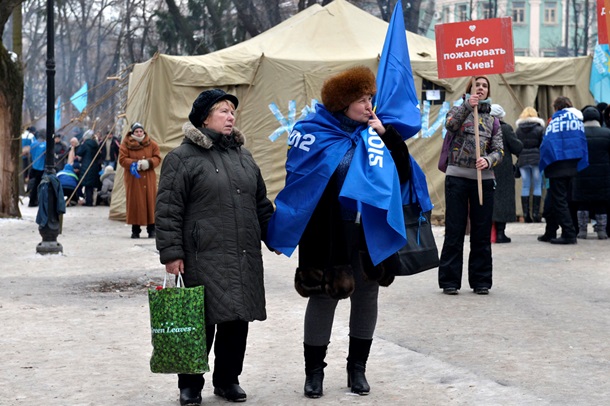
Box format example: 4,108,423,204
572,106,610,239
100,131,120,169
538,96,589,244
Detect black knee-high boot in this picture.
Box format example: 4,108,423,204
304,343,328,398
521,196,532,223
495,222,511,243
532,196,542,223
346,337,372,395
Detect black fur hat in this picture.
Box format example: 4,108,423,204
188,89,239,127
321,66,376,113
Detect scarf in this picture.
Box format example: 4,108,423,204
267,104,432,265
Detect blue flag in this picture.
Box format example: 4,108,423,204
70,83,88,113
338,127,406,264
266,105,358,258
590,43,610,103
540,109,588,173
373,0,421,140
54,97,61,131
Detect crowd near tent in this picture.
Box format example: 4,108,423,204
109,0,595,222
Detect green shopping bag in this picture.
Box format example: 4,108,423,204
148,273,209,374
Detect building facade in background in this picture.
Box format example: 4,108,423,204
421,0,598,57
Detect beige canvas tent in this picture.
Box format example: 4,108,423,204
109,0,595,222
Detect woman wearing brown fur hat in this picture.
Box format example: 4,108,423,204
155,89,274,405
267,66,412,398
438,76,504,296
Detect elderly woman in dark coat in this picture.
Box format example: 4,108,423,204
155,89,274,406
572,106,610,239
490,104,523,243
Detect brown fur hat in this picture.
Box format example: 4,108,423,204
321,66,377,113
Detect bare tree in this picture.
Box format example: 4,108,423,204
0,0,24,217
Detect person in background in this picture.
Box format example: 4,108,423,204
57,163,80,207
572,106,610,239
596,102,608,127
76,130,102,206
438,76,503,295
27,129,47,207
21,126,36,188
156,89,273,405
490,104,523,243
98,165,115,206
266,66,412,399
67,137,79,165
537,96,588,244
53,133,69,171
515,107,546,223
119,122,161,238
100,130,120,169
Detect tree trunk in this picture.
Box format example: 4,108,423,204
0,46,24,218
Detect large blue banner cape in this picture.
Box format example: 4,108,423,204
267,0,431,265
539,109,589,173
267,105,431,265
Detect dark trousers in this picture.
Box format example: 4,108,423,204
439,176,494,290
27,168,44,206
178,320,249,390
84,185,95,206
547,177,576,239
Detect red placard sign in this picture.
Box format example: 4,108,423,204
435,17,515,79
603,0,610,44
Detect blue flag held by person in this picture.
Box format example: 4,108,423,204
374,0,421,141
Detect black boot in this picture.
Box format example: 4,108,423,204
346,337,372,395
495,222,511,243
304,343,327,398
131,224,141,239
576,210,589,239
595,214,608,240
521,196,532,223
532,196,542,223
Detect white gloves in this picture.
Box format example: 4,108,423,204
137,159,150,171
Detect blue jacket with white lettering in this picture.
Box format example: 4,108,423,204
539,108,588,173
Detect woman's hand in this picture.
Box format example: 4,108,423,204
368,111,386,135
165,259,184,275
469,94,480,108
475,157,489,170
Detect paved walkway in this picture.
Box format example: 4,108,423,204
1,201,609,405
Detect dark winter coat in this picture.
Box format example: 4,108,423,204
155,122,274,325
493,121,523,222
572,122,610,202
118,131,161,226
76,138,101,187
515,117,545,167
54,140,69,171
